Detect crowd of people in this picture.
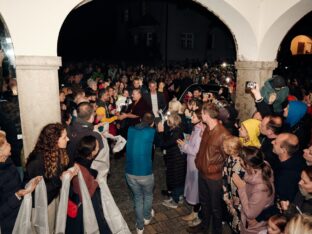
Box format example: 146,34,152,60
1,60,312,234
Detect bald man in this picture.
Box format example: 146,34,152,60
272,133,306,202
260,115,283,170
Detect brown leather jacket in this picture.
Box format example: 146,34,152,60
195,123,230,180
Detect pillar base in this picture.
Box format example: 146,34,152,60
235,61,278,121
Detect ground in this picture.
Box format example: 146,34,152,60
108,149,232,234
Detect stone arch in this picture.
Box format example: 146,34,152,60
0,13,16,70
58,0,253,61
195,0,258,61
259,0,312,61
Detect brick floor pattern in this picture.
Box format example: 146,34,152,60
107,150,232,234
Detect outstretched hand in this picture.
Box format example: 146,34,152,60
16,176,42,197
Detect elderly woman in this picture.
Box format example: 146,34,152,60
158,113,186,209
25,123,77,233
0,131,40,234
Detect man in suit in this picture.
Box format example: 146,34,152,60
143,80,166,119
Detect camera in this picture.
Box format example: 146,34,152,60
158,109,171,124
245,81,256,90
213,99,226,109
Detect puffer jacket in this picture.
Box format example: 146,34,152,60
195,123,230,180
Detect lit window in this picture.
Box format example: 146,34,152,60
181,33,194,49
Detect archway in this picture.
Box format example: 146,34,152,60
57,0,237,65
0,14,16,94
259,1,312,61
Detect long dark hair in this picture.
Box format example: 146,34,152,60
240,146,273,196
31,123,69,179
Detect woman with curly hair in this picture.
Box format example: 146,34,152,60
24,123,76,232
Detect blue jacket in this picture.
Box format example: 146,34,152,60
126,125,155,176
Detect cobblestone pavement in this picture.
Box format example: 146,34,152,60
107,149,232,234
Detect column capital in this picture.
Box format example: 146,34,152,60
15,56,62,70
235,60,278,70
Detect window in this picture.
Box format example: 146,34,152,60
142,0,146,16
124,9,129,22
181,33,194,49
146,32,153,47
133,34,138,46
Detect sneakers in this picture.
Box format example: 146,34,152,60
143,209,155,225
178,195,184,204
162,199,178,209
136,227,144,234
181,211,197,221
188,217,202,227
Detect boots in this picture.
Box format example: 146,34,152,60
181,211,197,221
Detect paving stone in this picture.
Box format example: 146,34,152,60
164,209,180,219
107,150,232,234
154,212,168,222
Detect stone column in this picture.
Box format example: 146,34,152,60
15,56,62,159
235,61,278,122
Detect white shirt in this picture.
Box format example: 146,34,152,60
151,93,159,117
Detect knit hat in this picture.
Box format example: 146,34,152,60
240,119,261,148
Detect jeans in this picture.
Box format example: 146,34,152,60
126,174,154,229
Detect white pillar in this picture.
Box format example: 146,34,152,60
235,61,278,122
15,56,62,159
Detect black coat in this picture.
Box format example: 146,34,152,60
0,158,22,234
143,92,166,112
0,107,22,167
260,136,280,170
274,152,306,201
66,158,111,234
65,189,111,234
67,119,104,165
24,151,64,205
158,127,186,189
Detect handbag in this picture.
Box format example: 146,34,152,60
67,199,80,218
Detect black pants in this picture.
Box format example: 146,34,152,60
198,174,223,234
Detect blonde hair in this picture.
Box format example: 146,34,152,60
167,113,182,128
168,98,183,114
223,136,242,156
285,213,312,234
